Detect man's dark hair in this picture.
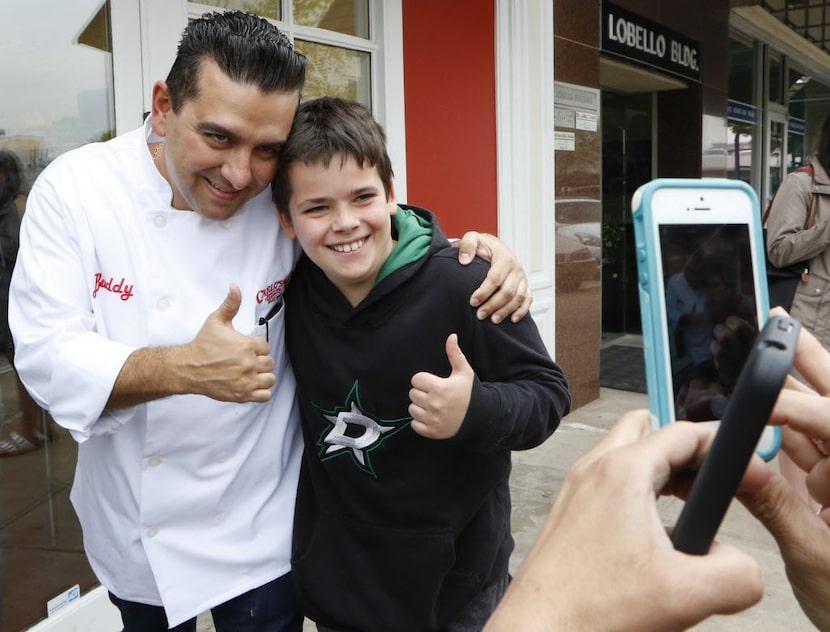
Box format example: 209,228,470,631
272,96,394,215
165,10,307,112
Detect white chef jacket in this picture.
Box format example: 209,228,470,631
8,118,303,626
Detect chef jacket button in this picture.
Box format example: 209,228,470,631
147,527,159,538
157,297,170,311
153,215,167,228
213,512,226,524
148,456,162,467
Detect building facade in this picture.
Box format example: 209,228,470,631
1,1,828,629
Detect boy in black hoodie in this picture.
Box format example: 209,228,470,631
272,96,571,632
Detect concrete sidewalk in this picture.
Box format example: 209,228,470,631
199,388,817,631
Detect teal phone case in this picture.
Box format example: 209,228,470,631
631,178,782,461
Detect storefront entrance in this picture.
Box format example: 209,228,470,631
600,90,653,336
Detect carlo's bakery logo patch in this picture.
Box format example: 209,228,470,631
256,276,291,305
93,273,134,301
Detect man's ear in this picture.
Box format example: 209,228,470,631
278,210,297,239
150,81,173,137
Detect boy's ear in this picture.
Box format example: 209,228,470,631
388,179,397,214
278,210,297,239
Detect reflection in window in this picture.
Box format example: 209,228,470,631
728,33,755,188
769,120,784,195
1,1,115,188
728,35,755,105
295,40,371,106
788,67,808,171
0,2,113,628
768,50,782,104
788,70,830,167
728,122,753,185
189,0,281,20
294,0,369,38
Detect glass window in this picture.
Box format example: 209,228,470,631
788,66,809,170
0,1,114,629
728,34,756,186
727,120,754,186
768,50,783,104
729,35,755,105
788,68,830,170
190,0,282,20
189,1,374,108
769,118,785,194
295,40,371,105
294,0,369,38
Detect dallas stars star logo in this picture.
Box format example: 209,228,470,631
314,381,410,478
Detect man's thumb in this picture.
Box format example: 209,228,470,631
214,284,242,325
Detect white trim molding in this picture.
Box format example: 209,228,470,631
495,0,556,353
373,0,407,202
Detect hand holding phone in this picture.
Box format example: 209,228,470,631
671,314,799,554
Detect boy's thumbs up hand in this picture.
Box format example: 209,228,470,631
409,334,473,439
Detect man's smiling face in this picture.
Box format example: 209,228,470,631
152,58,298,220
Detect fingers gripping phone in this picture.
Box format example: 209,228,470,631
671,315,799,554
631,178,783,461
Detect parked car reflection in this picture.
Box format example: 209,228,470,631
555,198,601,291
555,197,602,261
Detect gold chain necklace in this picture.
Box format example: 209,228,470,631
152,141,164,162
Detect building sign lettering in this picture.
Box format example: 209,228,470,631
601,2,701,83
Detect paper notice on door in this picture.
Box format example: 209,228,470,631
554,131,575,151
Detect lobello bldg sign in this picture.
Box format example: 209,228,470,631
601,2,701,83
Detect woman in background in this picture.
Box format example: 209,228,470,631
0,150,45,456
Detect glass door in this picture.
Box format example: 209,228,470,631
0,2,115,630
767,107,787,201
601,91,653,335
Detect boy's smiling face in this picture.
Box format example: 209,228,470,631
279,155,397,305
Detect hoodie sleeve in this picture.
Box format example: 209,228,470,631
447,261,571,453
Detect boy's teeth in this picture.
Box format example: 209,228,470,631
333,239,364,253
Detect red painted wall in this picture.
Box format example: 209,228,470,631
401,1,498,236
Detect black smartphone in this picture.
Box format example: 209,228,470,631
670,314,799,555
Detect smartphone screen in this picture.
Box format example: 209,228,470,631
633,180,778,458
632,182,770,424
658,223,761,422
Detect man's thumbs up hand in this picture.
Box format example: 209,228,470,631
185,284,276,402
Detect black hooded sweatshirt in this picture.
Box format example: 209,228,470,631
286,205,571,631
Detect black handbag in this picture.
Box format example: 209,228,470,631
762,166,818,311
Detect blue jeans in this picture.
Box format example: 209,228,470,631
109,573,302,632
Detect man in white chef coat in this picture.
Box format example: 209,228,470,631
7,10,530,632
